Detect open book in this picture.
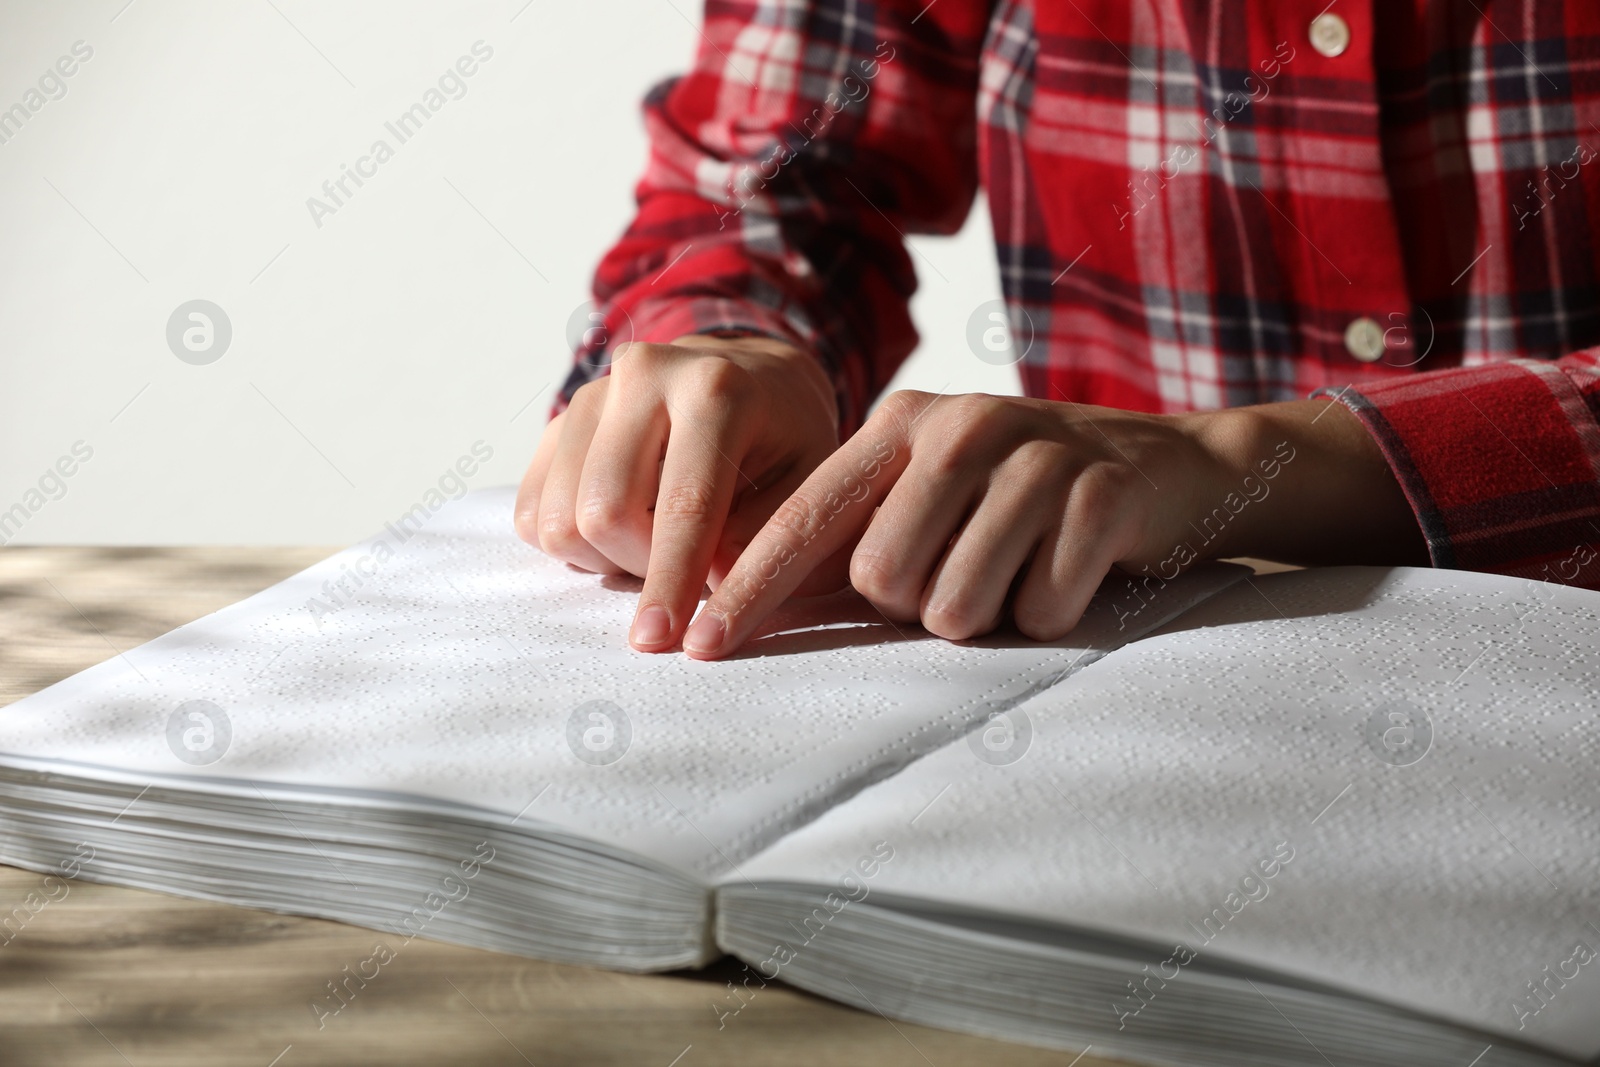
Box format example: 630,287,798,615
2,487,1596,1067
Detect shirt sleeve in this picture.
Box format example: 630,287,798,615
1315,353,1600,588
554,0,991,437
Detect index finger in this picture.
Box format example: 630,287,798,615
627,401,748,651
682,427,908,659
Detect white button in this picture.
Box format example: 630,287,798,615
1310,12,1351,58
1345,317,1385,362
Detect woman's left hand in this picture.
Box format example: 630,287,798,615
677,389,1425,659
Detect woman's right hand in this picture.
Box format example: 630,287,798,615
515,334,843,652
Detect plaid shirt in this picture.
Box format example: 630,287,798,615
557,0,1600,589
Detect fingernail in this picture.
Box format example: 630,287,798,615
683,611,726,655
631,605,671,648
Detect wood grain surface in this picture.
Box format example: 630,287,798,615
0,546,1140,1067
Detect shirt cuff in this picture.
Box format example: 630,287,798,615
626,295,808,351
1312,360,1600,583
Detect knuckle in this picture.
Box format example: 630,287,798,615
684,357,753,401
537,512,586,558
610,341,665,371
876,389,931,427
575,492,632,542
658,480,720,524
926,440,970,479
947,392,998,423
768,493,831,546
848,550,906,605
952,392,1008,430
938,394,1006,452
569,377,609,409
1070,464,1131,515
1009,437,1063,472
921,597,984,641
1012,600,1072,642
514,506,542,546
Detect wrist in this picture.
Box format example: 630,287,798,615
1169,406,1282,561
1174,399,1427,567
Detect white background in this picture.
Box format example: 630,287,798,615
0,0,1018,544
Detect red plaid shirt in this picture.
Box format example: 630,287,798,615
557,0,1600,589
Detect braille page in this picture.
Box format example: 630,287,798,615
729,567,1600,1058
0,487,1246,883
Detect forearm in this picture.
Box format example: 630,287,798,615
1182,399,1429,567
556,4,990,438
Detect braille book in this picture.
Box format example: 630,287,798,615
1,487,1596,1067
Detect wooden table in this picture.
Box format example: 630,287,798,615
0,547,1147,1067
